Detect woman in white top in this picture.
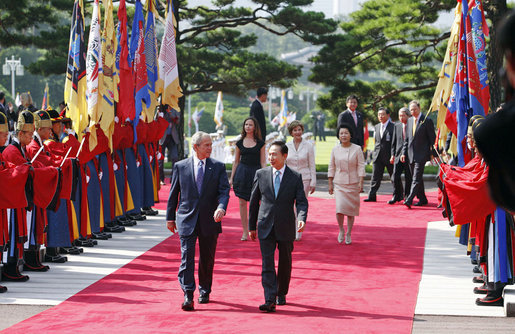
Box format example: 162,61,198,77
328,123,365,244
286,120,316,240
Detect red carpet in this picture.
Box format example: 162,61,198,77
5,185,443,333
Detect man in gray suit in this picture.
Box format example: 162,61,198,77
401,101,436,208
249,141,308,312
166,131,230,311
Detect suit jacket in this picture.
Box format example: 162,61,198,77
372,121,394,164
166,156,230,237
337,109,364,147
390,122,407,163
249,166,308,241
250,99,267,139
402,113,436,164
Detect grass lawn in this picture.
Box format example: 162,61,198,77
164,136,439,174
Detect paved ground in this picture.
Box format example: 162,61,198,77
3,175,515,332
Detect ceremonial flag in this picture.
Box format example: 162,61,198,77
286,112,296,125
214,91,223,126
143,0,159,121
86,0,102,149
279,90,288,127
157,0,183,111
445,0,490,167
41,83,49,110
192,107,204,133
64,0,88,139
116,0,135,121
99,0,118,150
131,0,151,142
430,2,462,151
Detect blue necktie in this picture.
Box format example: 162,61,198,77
274,170,281,198
197,160,204,193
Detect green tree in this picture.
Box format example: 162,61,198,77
310,0,508,124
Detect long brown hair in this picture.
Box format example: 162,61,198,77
240,117,262,141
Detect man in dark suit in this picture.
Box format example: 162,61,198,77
166,131,230,311
159,105,180,184
249,141,308,313
364,107,394,202
389,107,412,204
337,95,364,148
250,87,268,140
401,101,436,208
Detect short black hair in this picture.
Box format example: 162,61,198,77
0,92,4,101
346,95,359,103
499,10,515,53
257,87,268,97
336,122,354,139
270,140,288,155
378,107,390,115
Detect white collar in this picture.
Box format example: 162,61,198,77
193,154,206,167
273,164,286,175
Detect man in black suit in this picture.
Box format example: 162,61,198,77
389,107,412,204
250,87,268,140
364,107,394,202
401,101,436,208
249,141,308,313
337,95,364,148
0,92,6,115
158,105,180,184
166,131,230,311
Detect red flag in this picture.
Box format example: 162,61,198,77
116,0,135,121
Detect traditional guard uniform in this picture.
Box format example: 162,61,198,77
0,112,31,290
2,111,59,279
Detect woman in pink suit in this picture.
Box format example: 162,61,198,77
328,123,365,245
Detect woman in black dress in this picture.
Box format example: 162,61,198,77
230,117,266,240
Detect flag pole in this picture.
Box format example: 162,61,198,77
188,94,191,137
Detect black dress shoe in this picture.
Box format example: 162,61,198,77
198,293,210,304
44,253,68,263
182,296,195,311
61,246,83,254
473,266,481,274
388,198,401,205
473,276,484,284
276,295,286,305
0,285,7,293
414,200,428,206
142,207,159,216
476,296,503,306
128,213,146,221
403,200,412,209
364,197,376,202
473,284,488,294
91,232,109,240
259,302,276,313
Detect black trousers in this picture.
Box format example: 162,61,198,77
406,161,427,203
368,159,393,198
178,227,218,296
259,233,294,303
158,135,178,182
392,160,412,200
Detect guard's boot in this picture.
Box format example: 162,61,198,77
23,249,50,272
1,262,29,282
44,247,68,263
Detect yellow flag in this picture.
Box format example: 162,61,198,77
99,0,118,151
428,2,461,151
64,0,88,141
